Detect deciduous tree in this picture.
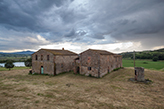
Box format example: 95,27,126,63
5,60,14,70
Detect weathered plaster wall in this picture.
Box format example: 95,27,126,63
80,66,99,77
79,50,99,77
99,55,113,77
99,55,122,77
78,49,122,78
32,49,54,75
55,55,78,74
114,56,122,68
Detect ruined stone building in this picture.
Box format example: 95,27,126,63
32,48,77,75
74,49,122,78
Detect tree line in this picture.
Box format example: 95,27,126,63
0,53,31,63
120,48,164,61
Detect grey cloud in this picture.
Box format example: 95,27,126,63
0,0,164,51
87,0,164,38
0,0,73,32
65,28,75,37
91,34,104,39
77,30,87,36
38,0,65,8
59,9,75,24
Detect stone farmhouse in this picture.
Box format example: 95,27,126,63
32,48,78,75
74,49,122,78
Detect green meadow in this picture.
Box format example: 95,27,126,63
123,59,164,71
0,67,29,71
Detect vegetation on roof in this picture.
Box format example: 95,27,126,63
41,49,77,55
81,49,120,56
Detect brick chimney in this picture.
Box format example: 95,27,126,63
62,48,64,50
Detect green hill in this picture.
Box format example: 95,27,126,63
120,48,164,61
0,51,34,63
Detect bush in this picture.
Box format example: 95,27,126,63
24,58,32,68
113,67,122,71
5,60,14,70
152,56,158,61
89,74,92,77
143,62,148,64
28,70,32,74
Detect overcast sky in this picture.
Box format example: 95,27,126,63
0,0,164,53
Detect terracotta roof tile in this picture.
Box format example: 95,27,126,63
80,49,122,57
41,49,77,55
88,49,116,55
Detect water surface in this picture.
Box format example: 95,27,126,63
0,62,25,67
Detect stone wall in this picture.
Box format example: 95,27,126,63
99,55,122,77
73,59,80,74
114,56,122,68
100,55,114,77
79,50,123,78
135,67,145,81
80,66,99,77
79,50,99,77
55,55,78,74
32,49,54,75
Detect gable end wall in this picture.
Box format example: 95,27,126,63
32,49,54,75
80,50,100,77
55,55,78,74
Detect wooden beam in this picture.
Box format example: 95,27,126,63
133,51,135,68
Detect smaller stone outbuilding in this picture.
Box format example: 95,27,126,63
32,48,78,75
74,49,122,78
135,67,145,81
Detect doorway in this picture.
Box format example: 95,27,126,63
54,63,56,76
41,66,44,74
76,66,80,74
108,66,109,73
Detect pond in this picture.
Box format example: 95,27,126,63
0,62,25,67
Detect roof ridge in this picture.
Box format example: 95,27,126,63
89,49,114,54
41,48,62,51
40,48,77,55
80,48,117,55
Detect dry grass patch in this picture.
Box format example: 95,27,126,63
0,68,164,108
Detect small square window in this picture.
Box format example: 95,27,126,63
88,67,91,70
35,55,37,60
47,55,49,61
41,55,43,61
61,63,63,68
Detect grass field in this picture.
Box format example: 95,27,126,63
0,68,164,108
0,67,30,71
123,59,164,71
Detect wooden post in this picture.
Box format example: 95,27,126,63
133,51,135,68
98,55,100,78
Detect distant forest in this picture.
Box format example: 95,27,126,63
0,54,31,63
120,48,164,61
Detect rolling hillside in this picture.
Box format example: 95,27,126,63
120,48,164,60
0,51,34,62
